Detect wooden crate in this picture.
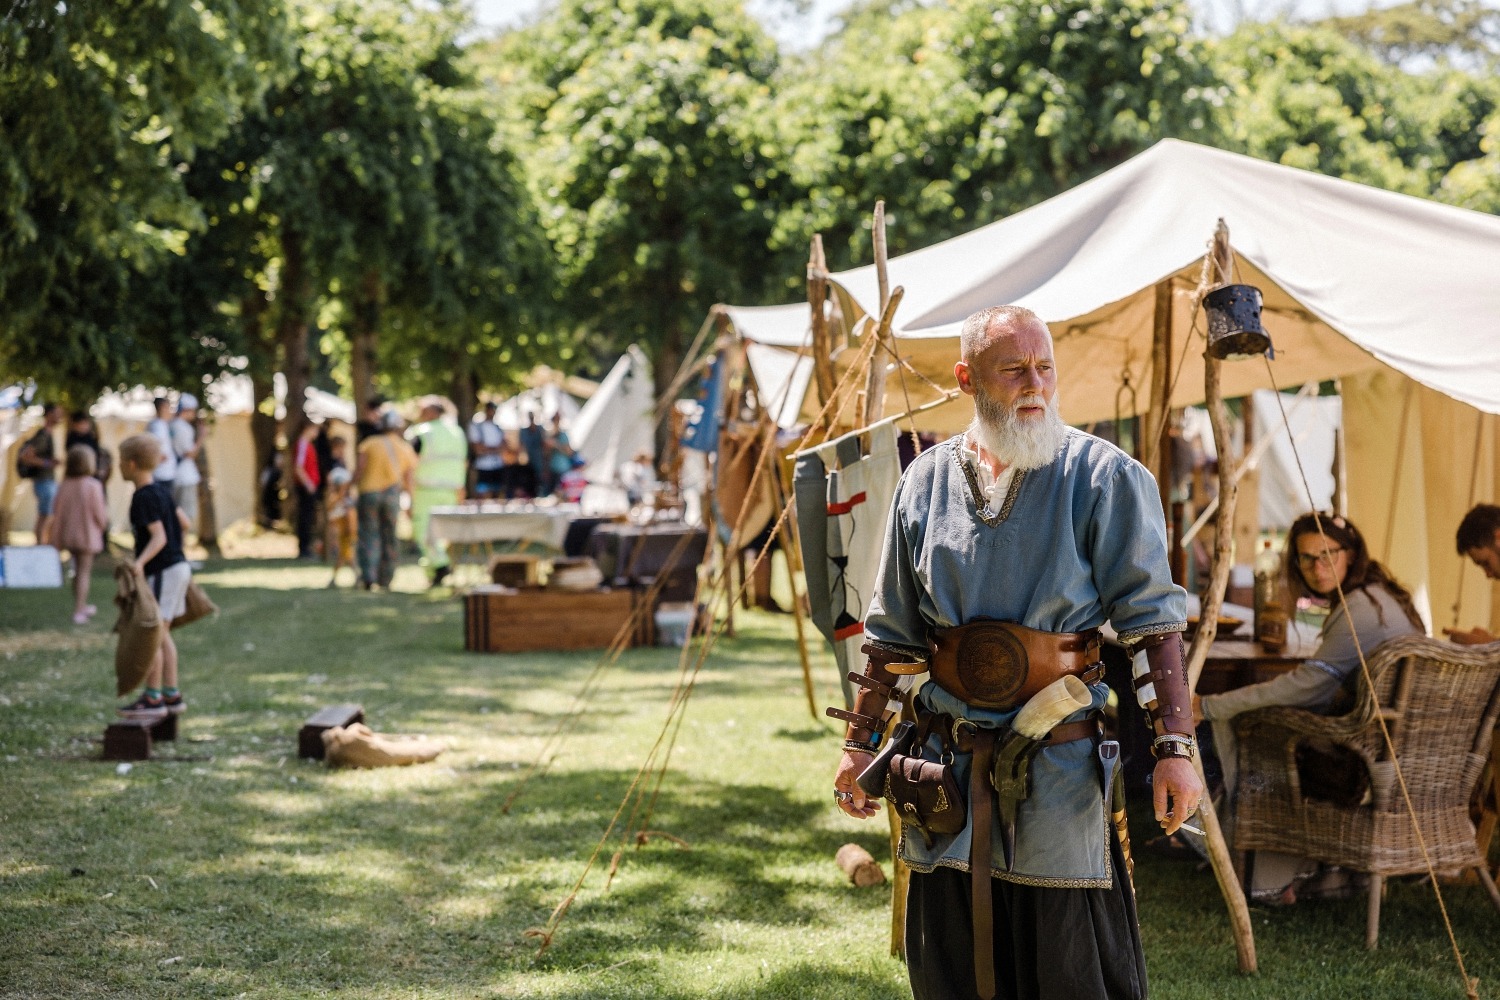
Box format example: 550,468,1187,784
486,553,544,588
298,703,365,759
464,587,643,652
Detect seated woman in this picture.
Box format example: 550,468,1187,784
1192,512,1425,899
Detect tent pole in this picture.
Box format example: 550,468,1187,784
808,235,837,408
1230,392,1259,586
1147,280,1186,585
1185,220,1258,975
772,466,820,721
864,203,895,429
1331,383,1348,518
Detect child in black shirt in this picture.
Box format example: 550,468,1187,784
117,434,193,719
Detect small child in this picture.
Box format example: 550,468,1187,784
116,434,193,720
324,436,357,587
53,444,110,625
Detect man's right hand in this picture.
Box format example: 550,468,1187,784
834,751,881,819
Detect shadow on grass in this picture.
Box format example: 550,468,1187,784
4,563,1495,1000
2,760,896,997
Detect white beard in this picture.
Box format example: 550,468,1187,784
970,391,1069,471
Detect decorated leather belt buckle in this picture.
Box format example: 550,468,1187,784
955,623,1029,706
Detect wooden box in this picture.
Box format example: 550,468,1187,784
103,715,175,761
298,703,365,759
487,554,544,588
464,587,643,653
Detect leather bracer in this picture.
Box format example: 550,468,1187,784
1131,632,1195,758
825,642,920,751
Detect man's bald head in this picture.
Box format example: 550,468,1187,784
959,306,1050,363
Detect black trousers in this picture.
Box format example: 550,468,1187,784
905,829,1147,1000
295,485,319,557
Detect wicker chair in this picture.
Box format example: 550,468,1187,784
1231,635,1500,948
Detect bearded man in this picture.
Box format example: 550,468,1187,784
832,305,1201,1000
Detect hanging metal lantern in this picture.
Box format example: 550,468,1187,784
1204,284,1273,361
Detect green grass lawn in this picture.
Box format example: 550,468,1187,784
1,555,1496,999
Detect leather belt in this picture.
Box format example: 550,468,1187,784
915,708,1100,1000
928,620,1101,709
927,714,1100,753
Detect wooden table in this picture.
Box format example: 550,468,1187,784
1106,612,1321,792
1196,620,1320,694
428,503,579,583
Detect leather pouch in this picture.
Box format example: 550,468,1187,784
886,754,966,845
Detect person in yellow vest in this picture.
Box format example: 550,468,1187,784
407,398,468,587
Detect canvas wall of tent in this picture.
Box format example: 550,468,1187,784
714,139,1500,639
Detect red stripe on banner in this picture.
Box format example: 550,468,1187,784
834,620,865,641
826,492,867,515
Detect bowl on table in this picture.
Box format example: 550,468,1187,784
1186,614,1244,639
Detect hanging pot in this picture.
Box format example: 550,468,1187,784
1204,284,1272,361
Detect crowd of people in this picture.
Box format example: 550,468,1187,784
465,401,583,502
12,401,198,720
271,395,586,590
16,396,203,627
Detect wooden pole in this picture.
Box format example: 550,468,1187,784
808,235,836,408
889,808,909,958
1332,388,1348,517
864,204,895,429
1146,280,1174,517
1185,219,1258,975
1231,393,1259,581
863,289,904,430
770,455,820,721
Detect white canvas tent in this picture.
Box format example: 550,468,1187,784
565,346,656,513
569,345,654,474
723,139,1500,635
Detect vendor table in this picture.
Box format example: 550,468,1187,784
1196,616,1320,694
587,522,708,602
429,503,578,581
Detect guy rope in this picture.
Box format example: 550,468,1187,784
525,330,885,953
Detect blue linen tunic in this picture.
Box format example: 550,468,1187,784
864,429,1187,887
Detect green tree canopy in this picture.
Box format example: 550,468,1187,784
769,0,1217,278
486,0,785,393
1208,19,1498,198
1324,0,1500,68
0,0,289,401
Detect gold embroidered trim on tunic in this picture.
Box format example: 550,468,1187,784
953,446,1027,528
1118,620,1189,645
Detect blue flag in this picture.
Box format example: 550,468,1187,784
681,352,724,453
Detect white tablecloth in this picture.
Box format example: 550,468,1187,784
428,504,577,552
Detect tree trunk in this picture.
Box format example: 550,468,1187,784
195,415,220,556
350,267,382,412
250,369,278,528
277,228,312,475
242,292,279,529
654,306,686,463
449,347,478,427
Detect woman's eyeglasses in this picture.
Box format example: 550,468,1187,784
1296,547,1345,569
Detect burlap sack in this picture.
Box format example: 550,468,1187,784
321,723,446,769
170,579,218,630
112,563,164,696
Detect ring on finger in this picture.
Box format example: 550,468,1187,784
833,790,854,804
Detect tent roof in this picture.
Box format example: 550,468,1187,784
727,139,1500,427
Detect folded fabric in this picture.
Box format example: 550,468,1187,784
321,722,445,768
112,563,164,696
